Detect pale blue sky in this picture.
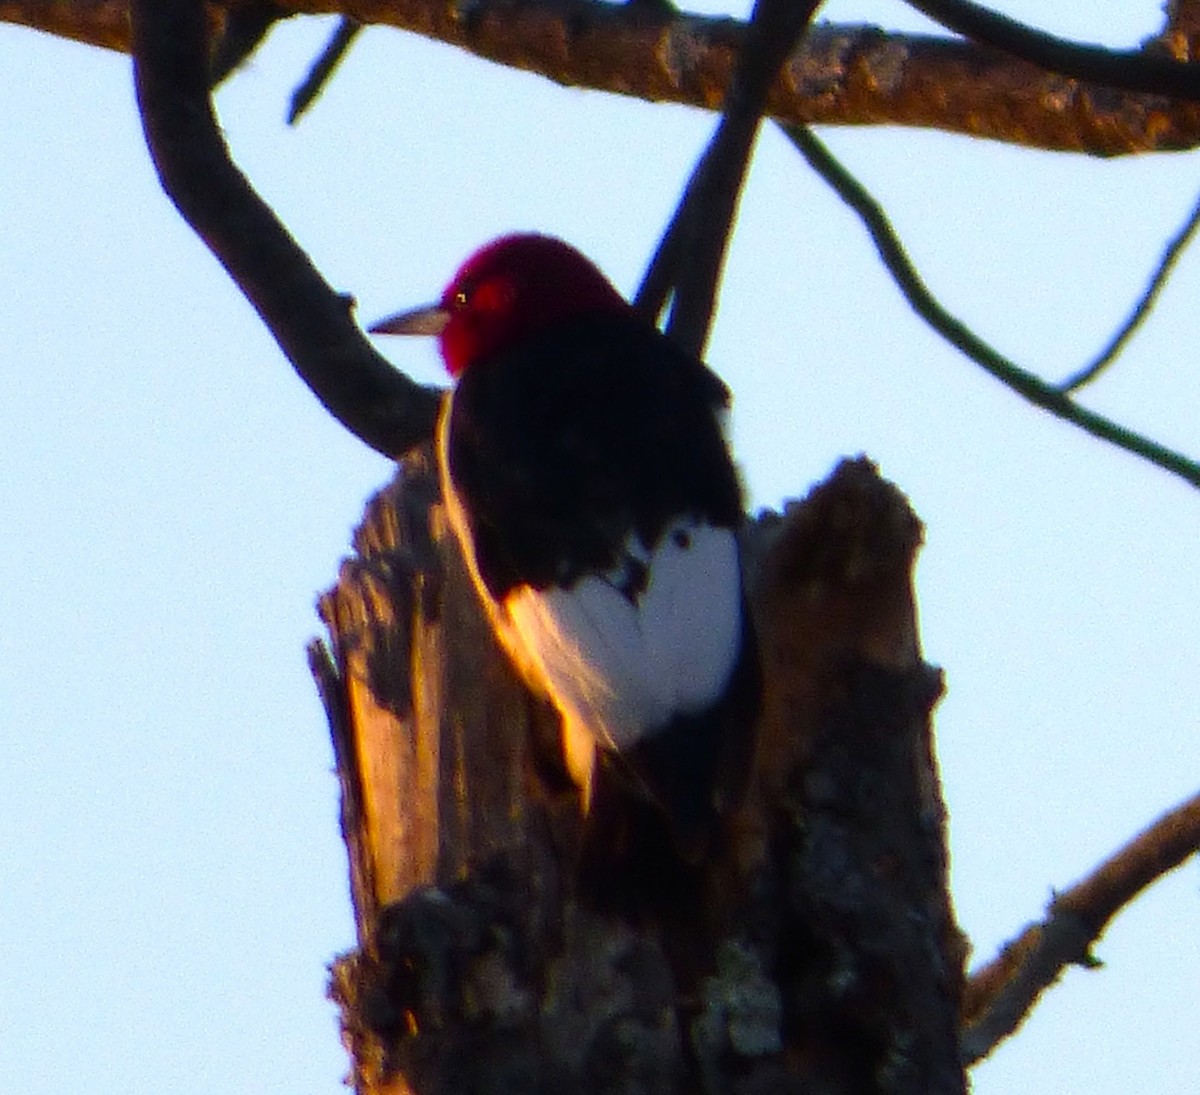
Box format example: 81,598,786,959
2,3,1198,1092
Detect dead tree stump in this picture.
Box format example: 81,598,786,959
311,446,965,1095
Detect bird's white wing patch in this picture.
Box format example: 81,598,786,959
503,521,742,752
640,522,742,716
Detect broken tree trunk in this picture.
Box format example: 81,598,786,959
311,445,966,1095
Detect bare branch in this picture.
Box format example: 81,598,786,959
905,0,1200,100
961,790,1200,1064
1059,188,1200,393
10,0,1200,155
1,0,130,51
783,123,1200,492
288,16,363,124
209,0,288,86
130,0,441,457
639,0,822,355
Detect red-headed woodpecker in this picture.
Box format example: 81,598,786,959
370,234,757,856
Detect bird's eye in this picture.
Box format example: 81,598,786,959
452,288,470,310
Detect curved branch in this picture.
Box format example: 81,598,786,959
784,124,1200,492
960,790,1200,1064
905,0,1200,100
10,0,1200,155
1059,188,1200,393
130,0,441,458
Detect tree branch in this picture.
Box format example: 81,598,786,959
288,15,362,124
904,0,1200,100
637,0,822,355
10,0,1200,155
1058,187,1200,393
130,0,441,458
209,0,289,86
783,123,1200,492
960,789,1200,1064
1,0,130,51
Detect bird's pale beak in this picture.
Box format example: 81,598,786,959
368,304,449,337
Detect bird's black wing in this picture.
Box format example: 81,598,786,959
445,311,743,599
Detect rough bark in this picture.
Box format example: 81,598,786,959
7,0,1200,155
313,448,965,1095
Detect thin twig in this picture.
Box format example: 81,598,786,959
1059,188,1200,392
208,1,287,87
636,0,824,357
960,789,1200,1064
634,224,682,326
904,0,1200,100
783,123,1200,491
288,16,362,125
130,0,440,458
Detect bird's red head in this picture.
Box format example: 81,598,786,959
369,234,631,377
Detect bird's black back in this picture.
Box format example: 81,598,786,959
445,311,744,599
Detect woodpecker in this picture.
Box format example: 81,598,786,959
370,234,757,856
